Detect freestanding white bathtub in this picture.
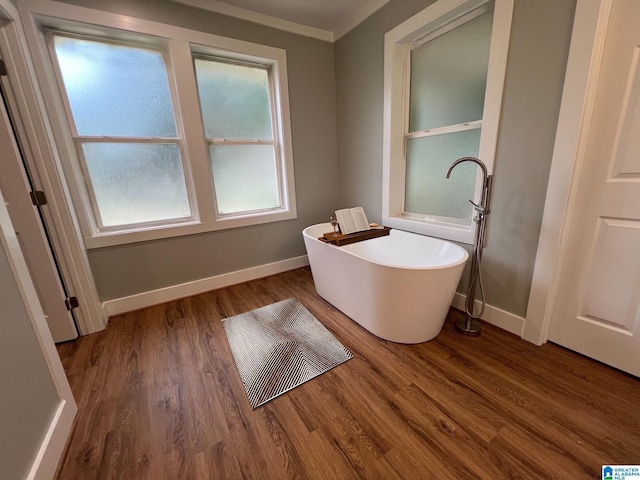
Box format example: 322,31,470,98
303,223,469,344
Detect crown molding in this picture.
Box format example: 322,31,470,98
171,0,392,42
334,0,389,40
171,0,335,42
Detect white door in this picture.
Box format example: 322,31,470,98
549,0,640,377
0,79,78,342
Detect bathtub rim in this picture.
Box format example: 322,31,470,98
303,223,469,271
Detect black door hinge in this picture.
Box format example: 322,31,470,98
0,59,7,76
65,296,79,311
30,190,47,206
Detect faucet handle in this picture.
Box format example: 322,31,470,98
469,199,490,216
469,199,485,213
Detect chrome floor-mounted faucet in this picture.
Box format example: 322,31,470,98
446,157,493,336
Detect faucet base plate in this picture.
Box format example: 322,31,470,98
455,316,481,337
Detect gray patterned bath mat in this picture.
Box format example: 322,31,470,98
222,298,353,409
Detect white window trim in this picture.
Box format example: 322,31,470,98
20,0,297,249
43,31,197,232
382,0,513,244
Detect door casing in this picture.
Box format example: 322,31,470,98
523,0,612,346
0,74,78,341
0,1,106,335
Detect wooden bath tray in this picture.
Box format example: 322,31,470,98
320,227,391,246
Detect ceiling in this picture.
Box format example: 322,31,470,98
171,0,391,41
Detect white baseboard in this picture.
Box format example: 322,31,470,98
27,399,76,480
102,257,527,338
452,292,525,337
102,255,310,318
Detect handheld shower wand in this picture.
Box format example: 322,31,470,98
445,157,493,336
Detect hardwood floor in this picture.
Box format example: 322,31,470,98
56,267,640,479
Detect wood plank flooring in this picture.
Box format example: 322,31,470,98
56,267,640,479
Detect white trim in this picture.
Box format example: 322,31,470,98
0,130,76,479
406,119,482,140
1,0,106,334
522,0,611,345
386,0,485,44
0,186,74,404
333,0,390,41
26,399,76,480
477,0,512,172
452,292,524,337
385,216,473,244
102,255,525,337
170,0,391,42
102,255,309,317
84,208,296,249
20,0,297,249
25,0,288,65
170,0,334,42
382,0,513,245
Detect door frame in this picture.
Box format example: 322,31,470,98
522,0,612,345
0,160,77,478
0,0,106,335
0,75,79,341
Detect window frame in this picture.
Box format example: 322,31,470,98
382,0,513,244
192,53,285,218
46,30,198,232
24,1,296,248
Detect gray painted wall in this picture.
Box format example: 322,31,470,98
0,238,59,479
335,0,576,317
52,0,574,319
63,0,340,300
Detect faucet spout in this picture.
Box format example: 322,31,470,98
445,156,492,214
445,156,488,180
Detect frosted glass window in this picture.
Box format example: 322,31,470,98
210,145,280,214
53,35,177,137
83,143,190,227
404,129,481,220
409,10,493,132
195,58,273,139
44,23,295,244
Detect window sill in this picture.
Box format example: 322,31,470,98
383,214,474,245
84,208,297,249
